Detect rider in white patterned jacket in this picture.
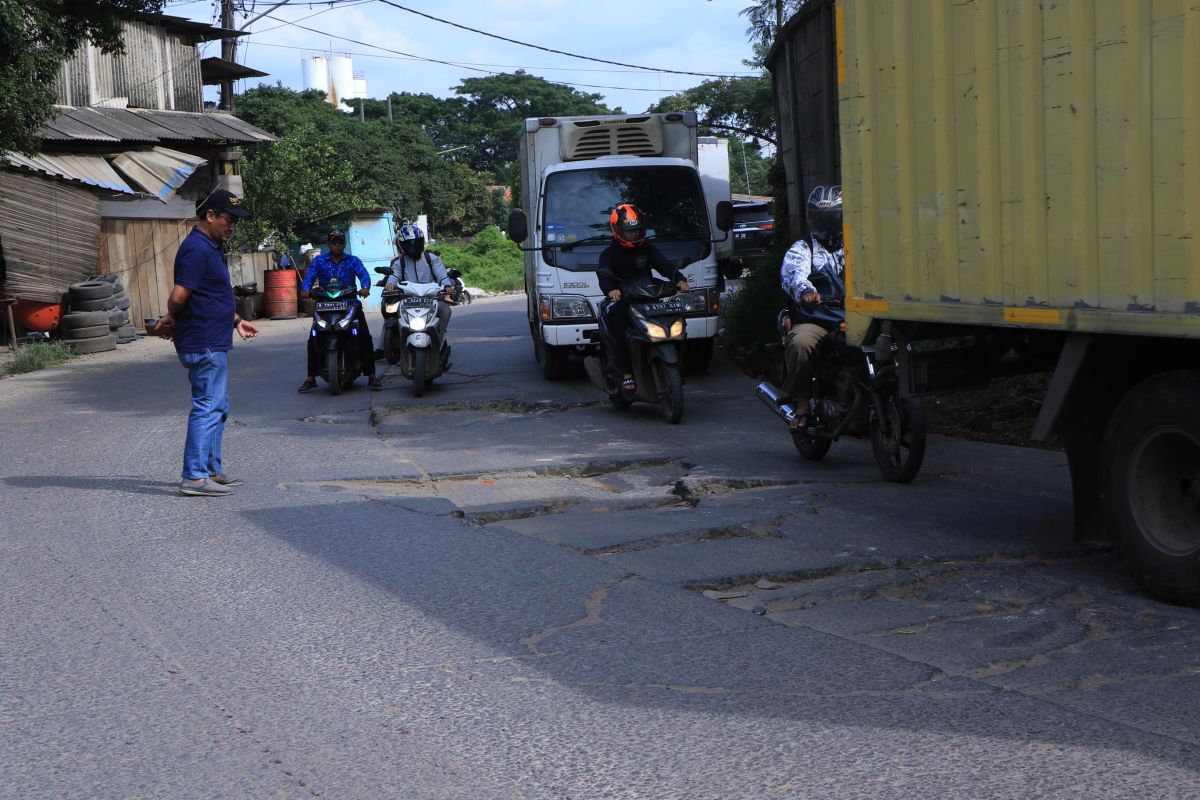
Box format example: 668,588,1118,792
779,185,845,429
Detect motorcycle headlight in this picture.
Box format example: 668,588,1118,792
670,319,685,338
408,316,427,331
315,317,329,329
336,315,353,329
384,302,400,314
644,321,667,341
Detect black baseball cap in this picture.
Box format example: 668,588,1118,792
197,188,251,219
327,229,346,242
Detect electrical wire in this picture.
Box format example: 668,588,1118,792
375,0,745,79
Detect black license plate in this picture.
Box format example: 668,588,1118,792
315,301,350,312
640,301,685,316
403,298,435,308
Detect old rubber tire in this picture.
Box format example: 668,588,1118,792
68,333,117,354
60,311,110,330
412,348,427,397
870,388,927,483
71,296,117,312
63,323,110,340
683,338,714,374
116,324,138,338
112,294,131,311
533,324,569,381
657,362,684,424
68,281,115,301
108,309,129,327
1102,371,1200,607
327,349,342,396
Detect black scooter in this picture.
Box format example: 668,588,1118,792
584,275,687,424
308,280,363,395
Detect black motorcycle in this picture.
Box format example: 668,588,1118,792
756,302,927,482
308,280,363,395
376,268,403,366
584,275,687,424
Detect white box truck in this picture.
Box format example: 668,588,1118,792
507,112,734,379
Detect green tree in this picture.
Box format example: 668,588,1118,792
0,0,164,155
651,75,775,146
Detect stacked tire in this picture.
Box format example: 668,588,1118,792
60,277,138,354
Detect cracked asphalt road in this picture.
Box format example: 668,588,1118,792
2,295,1198,799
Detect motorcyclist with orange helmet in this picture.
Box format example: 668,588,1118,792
597,203,690,392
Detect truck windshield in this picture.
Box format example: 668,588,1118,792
542,166,712,271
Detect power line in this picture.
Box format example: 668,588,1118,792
248,15,688,93
375,0,744,79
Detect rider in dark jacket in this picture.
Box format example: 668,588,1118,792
598,203,690,392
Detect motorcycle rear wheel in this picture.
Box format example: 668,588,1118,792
792,429,831,460
870,388,926,482
327,350,342,396
412,348,427,397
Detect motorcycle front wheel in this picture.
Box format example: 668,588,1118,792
412,348,427,397
792,427,831,461
870,387,927,482
327,349,342,396
656,362,684,424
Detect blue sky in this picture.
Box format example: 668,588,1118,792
168,0,761,112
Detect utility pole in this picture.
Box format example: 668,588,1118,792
220,0,235,112
387,95,393,125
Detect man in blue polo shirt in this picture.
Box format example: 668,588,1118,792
154,188,259,497
296,228,382,392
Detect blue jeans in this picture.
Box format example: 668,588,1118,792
178,349,229,480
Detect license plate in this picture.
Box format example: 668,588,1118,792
735,232,746,239
640,300,685,316
315,301,349,311
403,298,435,308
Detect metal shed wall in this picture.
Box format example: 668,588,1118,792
0,171,101,302
839,0,1200,339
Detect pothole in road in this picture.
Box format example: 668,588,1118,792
300,409,372,425
285,457,695,518
370,398,597,427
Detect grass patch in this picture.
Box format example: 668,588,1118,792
5,340,74,375
435,226,524,293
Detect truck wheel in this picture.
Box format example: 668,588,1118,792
327,350,341,396
683,339,714,374
533,325,569,380
1103,371,1200,606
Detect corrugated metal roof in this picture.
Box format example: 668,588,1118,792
4,153,134,193
110,147,206,202
39,106,275,145
40,108,121,142
200,57,269,84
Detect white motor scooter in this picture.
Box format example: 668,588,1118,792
394,280,452,396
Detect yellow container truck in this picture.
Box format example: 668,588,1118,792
769,0,1200,604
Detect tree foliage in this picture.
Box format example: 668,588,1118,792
651,76,775,146
0,0,164,155
435,226,523,293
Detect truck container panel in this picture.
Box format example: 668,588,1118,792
836,0,1200,341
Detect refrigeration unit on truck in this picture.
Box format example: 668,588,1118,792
769,0,1200,605
507,112,733,379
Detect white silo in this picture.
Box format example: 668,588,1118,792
301,54,329,97
328,54,355,108
353,72,367,100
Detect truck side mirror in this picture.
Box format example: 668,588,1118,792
715,200,734,232
508,209,529,244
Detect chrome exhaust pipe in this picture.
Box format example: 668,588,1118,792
756,381,798,424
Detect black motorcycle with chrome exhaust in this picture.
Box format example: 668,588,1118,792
584,275,687,424
756,299,927,482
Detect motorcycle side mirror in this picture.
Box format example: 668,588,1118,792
446,268,461,279
507,209,528,244
374,267,391,276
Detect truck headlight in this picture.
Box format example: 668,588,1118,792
675,289,709,313
540,294,594,321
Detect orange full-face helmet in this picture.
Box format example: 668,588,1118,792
609,203,647,248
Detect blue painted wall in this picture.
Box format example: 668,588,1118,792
347,211,396,314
